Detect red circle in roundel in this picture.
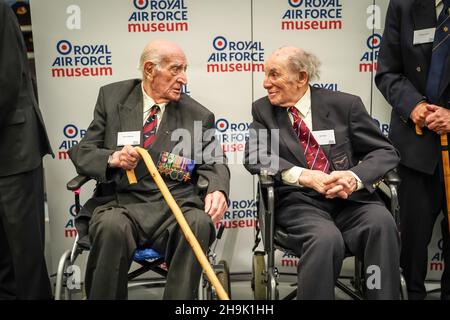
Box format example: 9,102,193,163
138,0,144,5
61,44,67,50
68,129,74,135
293,0,300,3
220,123,225,128
218,41,223,47
372,38,378,45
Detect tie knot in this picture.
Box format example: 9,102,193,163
442,0,450,12
150,104,160,117
288,106,300,117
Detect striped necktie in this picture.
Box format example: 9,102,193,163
289,106,330,173
425,0,450,103
143,105,159,149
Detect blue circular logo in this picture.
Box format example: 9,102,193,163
216,118,229,132
134,0,149,10
63,124,78,139
367,34,382,50
213,36,228,51
288,0,303,8
56,40,72,55
69,204,77,217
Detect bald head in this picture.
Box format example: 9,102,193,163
139,39,186,73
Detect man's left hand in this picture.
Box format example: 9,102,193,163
205,191,228,223
424,105,450,134
324,170,357,199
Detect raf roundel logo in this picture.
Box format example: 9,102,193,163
288,0,303,8
63,124,78,139
56,40,72,55
367,34,382,50
133,0,149,10
213,36,228,51
216,118,229,132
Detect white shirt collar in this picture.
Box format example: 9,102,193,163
293,86,311,118
141,82,166,115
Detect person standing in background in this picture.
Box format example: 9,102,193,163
376,0,450,300
0,0,53,299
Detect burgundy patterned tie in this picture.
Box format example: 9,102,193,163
143,105,159,149
289,106,330,172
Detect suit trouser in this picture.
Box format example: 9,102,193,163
85,205,214,300
398,164,450,300
277,196,400,300
0,164,52,299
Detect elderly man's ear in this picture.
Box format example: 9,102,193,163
144,62,155,78
297,71,308,87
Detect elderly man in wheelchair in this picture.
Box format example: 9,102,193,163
59,39,230,300
244,46,403,300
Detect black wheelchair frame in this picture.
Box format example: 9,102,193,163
55,175,230,300
251,169,408,300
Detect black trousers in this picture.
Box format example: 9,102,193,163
277,194,400,300
398,163,450,300
85,204,214,300
0,164,52,299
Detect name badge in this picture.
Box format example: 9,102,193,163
157,152,196,182
312,129,336,145
117,131,140,146
413,28,435,45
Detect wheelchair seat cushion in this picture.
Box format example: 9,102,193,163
133,248,164,261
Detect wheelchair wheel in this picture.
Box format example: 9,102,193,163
252,252,267,300
216,260,231,299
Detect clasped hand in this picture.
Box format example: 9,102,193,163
411,102,450,135
298,169,358,199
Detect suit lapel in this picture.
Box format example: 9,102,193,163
275,106,307,166
412,0,436,59
118,82,143,143
311,88,333,156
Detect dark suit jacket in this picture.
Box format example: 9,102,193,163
244,87,400,206
0,1,52,177
375,0,450,174
69,79,230,245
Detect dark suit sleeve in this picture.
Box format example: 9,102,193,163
348,97,400,193
375,0,425,120
195,112,230,199
68,87,116,182
244,101,299,180
0,2,23,129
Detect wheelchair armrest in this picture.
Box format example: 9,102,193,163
259,169,275,188
66,175,92,191
197,175,209,192
383,169,401,187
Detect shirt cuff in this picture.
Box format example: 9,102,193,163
349,171,364,191
282,166,304,186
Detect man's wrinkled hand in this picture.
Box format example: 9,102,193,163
324,170,357,199
205,191,228,223
424,105,450,134
109,145,141,170
298,169,334,195
410,102,435,128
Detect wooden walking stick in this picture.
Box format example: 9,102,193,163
416,124,450,232
126,147,230,300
